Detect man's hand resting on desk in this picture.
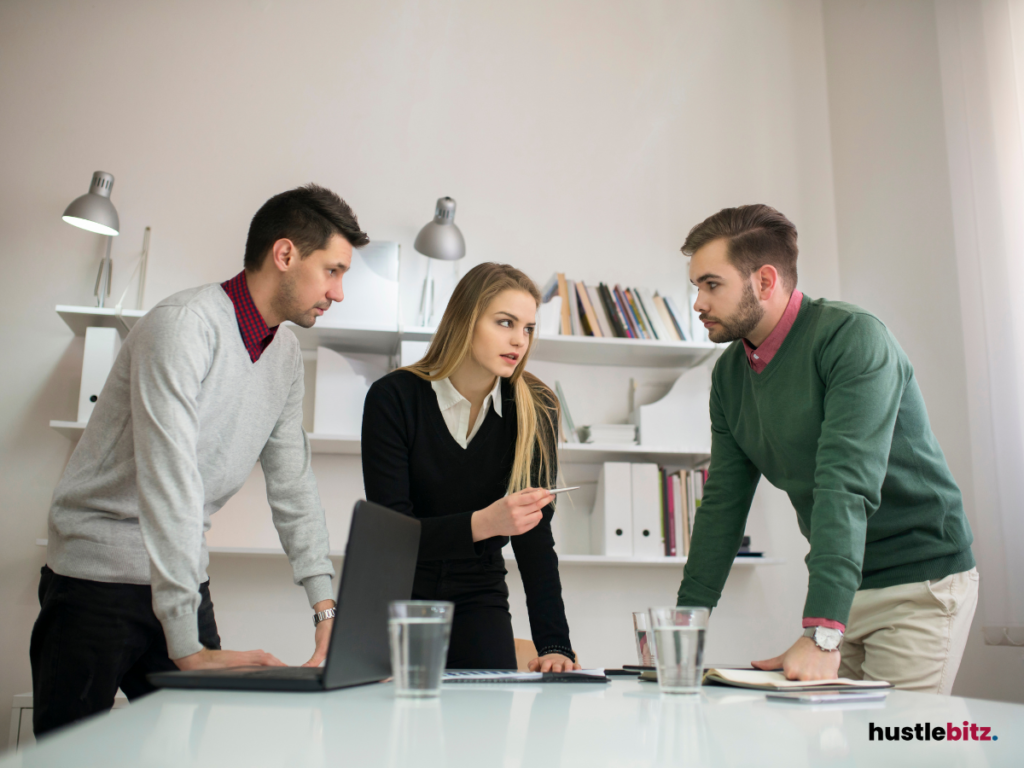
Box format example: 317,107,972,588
528,654,582,673
175,648,286,670
302,599,336,667
751,636,840,681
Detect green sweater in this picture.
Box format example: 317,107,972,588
676,296,974,625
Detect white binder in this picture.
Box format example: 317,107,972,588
591,462,633,556
631,463,664,558
78,327,122,422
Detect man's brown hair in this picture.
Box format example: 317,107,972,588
681,204,798,290
244,184,369,270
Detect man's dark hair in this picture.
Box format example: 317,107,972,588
244,184,369,270
681,204,798,290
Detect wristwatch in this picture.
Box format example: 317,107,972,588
803,626,843,652
313,607,336,627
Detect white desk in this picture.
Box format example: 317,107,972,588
2,679,1020,767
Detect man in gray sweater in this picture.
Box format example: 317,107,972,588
31,184,368,736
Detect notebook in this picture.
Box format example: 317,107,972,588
443,669,608,684
703,668,893,692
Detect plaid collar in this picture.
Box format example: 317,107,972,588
221,271,278,363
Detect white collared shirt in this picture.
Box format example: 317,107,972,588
431,376,503,448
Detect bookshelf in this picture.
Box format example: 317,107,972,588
49,305,752,563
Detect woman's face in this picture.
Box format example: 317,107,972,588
470,288,538,379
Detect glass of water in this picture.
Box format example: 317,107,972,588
388,600,454,697
647,606,709,694
632,611,657,666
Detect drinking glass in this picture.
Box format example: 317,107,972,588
647,606,709,694
632,611,657,666
388,601,454,697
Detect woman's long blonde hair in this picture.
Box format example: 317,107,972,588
402,263,559,494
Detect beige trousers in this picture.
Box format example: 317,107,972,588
837,567,979,695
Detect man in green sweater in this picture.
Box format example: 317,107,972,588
675,204,977,693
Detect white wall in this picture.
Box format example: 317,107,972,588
0,0,844,749
822,0,1024,702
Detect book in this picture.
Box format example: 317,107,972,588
540,273,559,303
664,468,676,556
650,293,680,341
586,284,615,338
554,381,579,442
663,295,693,342
625,289,653,339
673,472,688,555
567,279,583,335
575,284,595,336
538,295,562,337
614,285,642,338
703,668,892,691
637,288,671,341
576,281,604,337
599,283,630,338
556,274,572,336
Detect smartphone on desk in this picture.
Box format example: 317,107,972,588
766,690,889,704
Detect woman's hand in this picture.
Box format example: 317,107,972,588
471,487,554,541
528,654,581,673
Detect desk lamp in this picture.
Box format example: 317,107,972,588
62,171,120,308
414,197,465,326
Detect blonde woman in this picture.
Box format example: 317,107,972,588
361,263,578,672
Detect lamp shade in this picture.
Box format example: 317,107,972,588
62,171,120,236
413,197,465,261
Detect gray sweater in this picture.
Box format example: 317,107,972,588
47,283,334,659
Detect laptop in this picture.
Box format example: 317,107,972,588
148,499,421,692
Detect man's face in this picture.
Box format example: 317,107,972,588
272,234,352,328
689,237,764,344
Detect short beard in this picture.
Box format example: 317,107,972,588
271,271,320,328
703,281,765,343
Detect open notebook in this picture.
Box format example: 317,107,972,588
703,668,893,691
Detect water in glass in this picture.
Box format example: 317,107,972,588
652,626,705,694
389,616,451,697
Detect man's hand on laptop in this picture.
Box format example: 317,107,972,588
302,599,336,668
174,648,287,671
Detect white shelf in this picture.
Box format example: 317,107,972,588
33,539,778,567
553,555,781,567
49,420,87,439
529,334,719,367
559,443,709,466
54,306,719,368
289,324,401,354
57,305,146,337
53,422,707,466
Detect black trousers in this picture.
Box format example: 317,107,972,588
30,565,221,737
413,551,517,670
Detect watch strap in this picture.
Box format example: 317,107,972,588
313,607,337,627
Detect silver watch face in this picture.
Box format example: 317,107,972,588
814,627,842,651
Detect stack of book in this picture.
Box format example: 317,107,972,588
580,424,636,445
540,274,697,342
659,467,706,557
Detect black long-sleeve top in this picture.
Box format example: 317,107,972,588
360,370,573,657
